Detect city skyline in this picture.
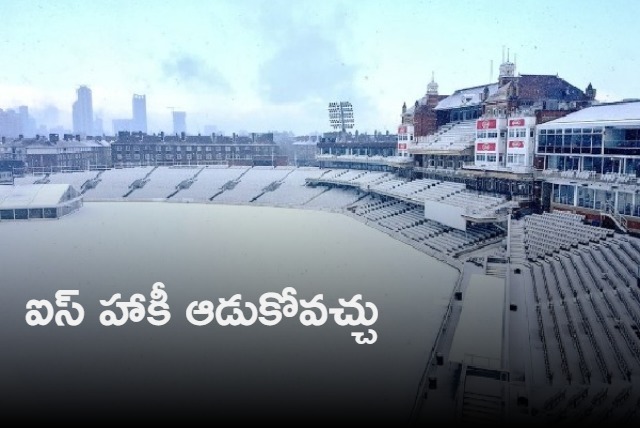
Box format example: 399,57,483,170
0,1,639,135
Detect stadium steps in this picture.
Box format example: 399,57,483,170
80,171,103,194
302,187,331,206
250,168,299,203
144,166,159,179
508,220,527,264
485,259,507,278
459,390,504,424
208,167,251,201
166,167,205,199
33,173,50,184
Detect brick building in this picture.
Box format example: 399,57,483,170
111,132,287,167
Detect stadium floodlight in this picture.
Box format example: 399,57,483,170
328,101,355,133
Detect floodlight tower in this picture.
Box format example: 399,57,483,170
328,101,355,142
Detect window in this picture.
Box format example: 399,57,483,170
176,154,182,160
186,146,192,152
156,146,162,152
116,154,123,160
116,146,123,151
134,154,140,160
206,154,212,160
487,154,496,162
205,146,212,152
176,146,181,152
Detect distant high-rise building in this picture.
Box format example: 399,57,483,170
131,94,147,133
0,106,37,138
18,106,30,136
173,111,186,135
72,85,94,136
0,108,21,138
112,119,132,134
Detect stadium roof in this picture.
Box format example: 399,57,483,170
435,83,499,111
0,184,79,209
537,101,640,128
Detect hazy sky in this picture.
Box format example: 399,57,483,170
0,0,638,135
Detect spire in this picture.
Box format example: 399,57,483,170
499,47,515,79
427,71,439,96
585,83,596,100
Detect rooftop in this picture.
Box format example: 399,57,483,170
0,183,80,209
435,83,499,111
537,100,640,127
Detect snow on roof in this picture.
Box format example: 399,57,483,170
0,184,78,209
538,101,640,128
435,83,499,110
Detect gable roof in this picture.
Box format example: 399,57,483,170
435,83,499,110
515,74,587,101
0,184,80,209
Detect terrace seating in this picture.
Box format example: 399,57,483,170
414,120,476,152
523,212,613,260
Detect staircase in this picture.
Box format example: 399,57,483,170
602,202,628,233
485,256,508,278
458,366,506,424
508,220,527,264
